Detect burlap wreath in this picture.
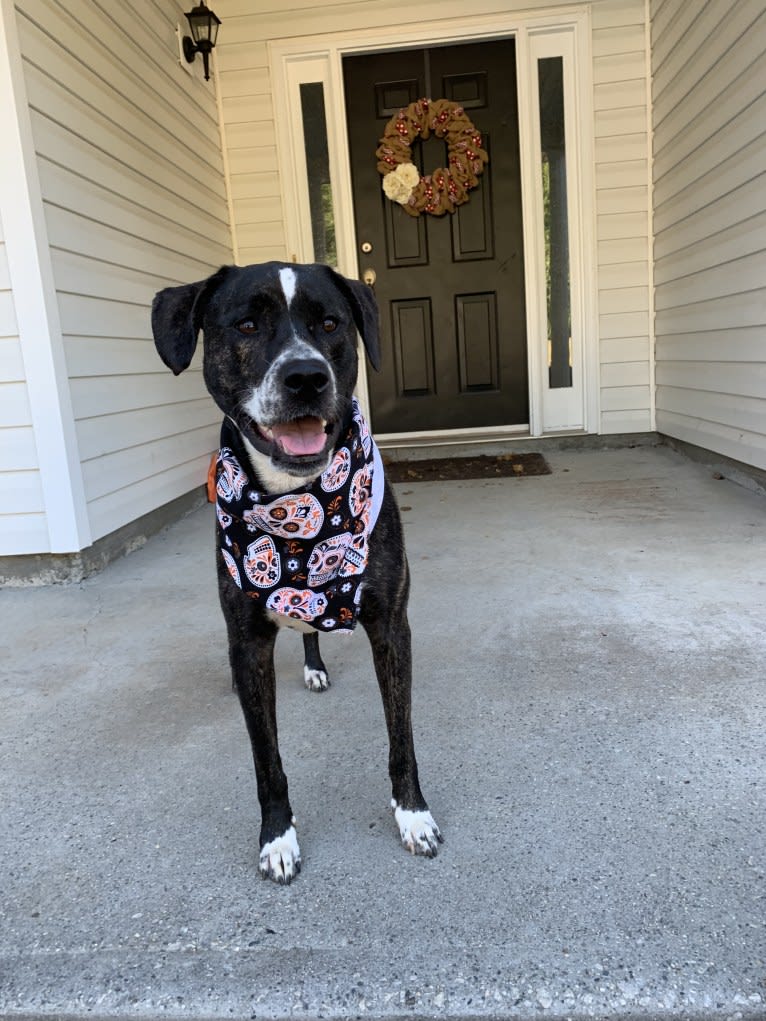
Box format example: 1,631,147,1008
375,98,489,217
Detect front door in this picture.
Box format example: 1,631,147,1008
343,41,527,435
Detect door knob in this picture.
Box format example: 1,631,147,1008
362,268,376,287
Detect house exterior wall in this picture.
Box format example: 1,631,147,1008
0,210,48,554
651,0,766,470
592,0,653,434
215,0,654,436
1,0,232,556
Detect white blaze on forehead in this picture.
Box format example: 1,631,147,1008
278,266,297,307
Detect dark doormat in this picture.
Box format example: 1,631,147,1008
385,452,551,483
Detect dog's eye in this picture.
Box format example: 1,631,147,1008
321,317,338,334
236,319,258,335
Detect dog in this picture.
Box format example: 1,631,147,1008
151,261,441,883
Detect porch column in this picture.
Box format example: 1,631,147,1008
0,0,90,553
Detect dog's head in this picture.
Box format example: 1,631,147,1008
151,262,380,480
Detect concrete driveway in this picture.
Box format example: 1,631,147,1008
1,444,764,1020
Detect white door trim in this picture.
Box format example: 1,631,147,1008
523,23,598,434
270,5,598,438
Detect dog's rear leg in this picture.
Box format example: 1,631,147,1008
224,604,301,883
361,591,442,858
302,632,330,692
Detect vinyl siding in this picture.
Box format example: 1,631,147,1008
215,0,653,434
14,0,232,544
592,0,653,433
217,39,281,265
651,0,766,470
0,224,49,555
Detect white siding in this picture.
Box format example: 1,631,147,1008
217,37,282,265
593,0,653,434
215,0,653,434
651,0,766,470
0,219,49,555
15,0,232,544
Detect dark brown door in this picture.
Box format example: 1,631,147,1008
343,41,527,434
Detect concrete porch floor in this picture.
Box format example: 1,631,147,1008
1,444,764,1021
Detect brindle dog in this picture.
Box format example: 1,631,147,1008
152,262,441,883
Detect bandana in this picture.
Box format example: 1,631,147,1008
215,398,384,634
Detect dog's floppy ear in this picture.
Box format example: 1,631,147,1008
326,268,381,372
151,267,229,375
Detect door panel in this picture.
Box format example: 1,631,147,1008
456,292,499,392
392,298,435,396
344,40,528,433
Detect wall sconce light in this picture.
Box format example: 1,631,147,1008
182,2,221,81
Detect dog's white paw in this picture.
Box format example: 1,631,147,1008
303,665,330,692
391,800,443,857
259,823,301,884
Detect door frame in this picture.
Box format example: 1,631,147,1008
270,6,599,441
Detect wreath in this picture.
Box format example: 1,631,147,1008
375,98,489,217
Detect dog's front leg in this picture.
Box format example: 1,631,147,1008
222,592,300,883
302,632,330,692
360,571,442,858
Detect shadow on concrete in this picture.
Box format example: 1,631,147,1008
1,445,764,1020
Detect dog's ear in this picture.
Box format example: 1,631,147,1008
151,267,229,375
326,268,381,372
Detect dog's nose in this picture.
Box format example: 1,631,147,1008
281,358,330,397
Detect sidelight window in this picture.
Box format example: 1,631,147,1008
538,56,572,390
276,55,343,268
299,83,337,266
527,25,590,434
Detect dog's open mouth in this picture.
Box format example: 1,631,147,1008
258,416,330,458
238,413,336,473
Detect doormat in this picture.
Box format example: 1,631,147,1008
385,452,551,483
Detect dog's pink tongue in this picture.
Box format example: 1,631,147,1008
271,417,327,456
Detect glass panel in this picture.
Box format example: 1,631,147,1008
538,57,572,389
187,7,219,45
299,83,337,266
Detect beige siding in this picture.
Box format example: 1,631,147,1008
15,0,232,543
592,0,653,434
0,226,48,554
217,38,282,265
216,0,653,434
651,0,766,469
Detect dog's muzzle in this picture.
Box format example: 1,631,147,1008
255,358,331,457
239,354,340,471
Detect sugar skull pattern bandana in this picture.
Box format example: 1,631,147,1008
215,398,384,634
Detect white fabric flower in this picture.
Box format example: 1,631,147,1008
382,162,422,204
396,162,420,189
382,171,411,204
